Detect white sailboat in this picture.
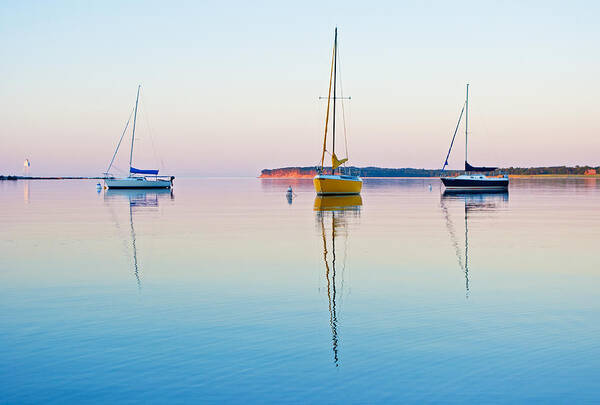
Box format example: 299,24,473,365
104,85,174,189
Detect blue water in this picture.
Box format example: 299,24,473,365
1,178,599,403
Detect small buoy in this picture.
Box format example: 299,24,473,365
287,186,293,194
428,184,432,191
96,183,102,188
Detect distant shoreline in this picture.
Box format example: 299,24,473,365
259,165,600,179
2,172,599,181
508,174,600,178
0,176,104,181
259,175,600,179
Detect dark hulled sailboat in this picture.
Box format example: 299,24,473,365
440,84,509,191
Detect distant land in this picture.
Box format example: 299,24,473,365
259,166,600,178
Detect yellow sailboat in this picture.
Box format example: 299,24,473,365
313,28,362,196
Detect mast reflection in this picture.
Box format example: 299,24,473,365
441,190,507,298
104,189,173,289
24,181,30,203
314,195,362,367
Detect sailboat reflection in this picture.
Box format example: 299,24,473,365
314,195,362,366
441,190,507,297
104,189,173,289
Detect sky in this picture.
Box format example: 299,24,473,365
1,0,599,176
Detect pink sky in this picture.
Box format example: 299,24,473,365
1,2,599,176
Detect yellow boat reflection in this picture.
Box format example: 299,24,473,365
313,195,362,212
315,195,361,367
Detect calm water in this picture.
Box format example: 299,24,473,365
1,178,600,403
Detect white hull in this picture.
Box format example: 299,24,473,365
105,177,172,189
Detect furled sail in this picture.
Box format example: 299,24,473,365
130,167,159,175
465,161,497,172
332,153,348,170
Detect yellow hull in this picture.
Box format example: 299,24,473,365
313,175,362,195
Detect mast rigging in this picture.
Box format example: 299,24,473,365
129,85,141,169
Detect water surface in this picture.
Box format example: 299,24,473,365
1,178,599,403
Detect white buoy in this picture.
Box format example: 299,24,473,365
428,184,432,191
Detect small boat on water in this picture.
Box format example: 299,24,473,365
314,28,362,196
104,85,174,189
440,84,508,191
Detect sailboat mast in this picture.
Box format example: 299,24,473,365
332,27,338,174
319,35,336,171
465,83,469,165
129,85,141,169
